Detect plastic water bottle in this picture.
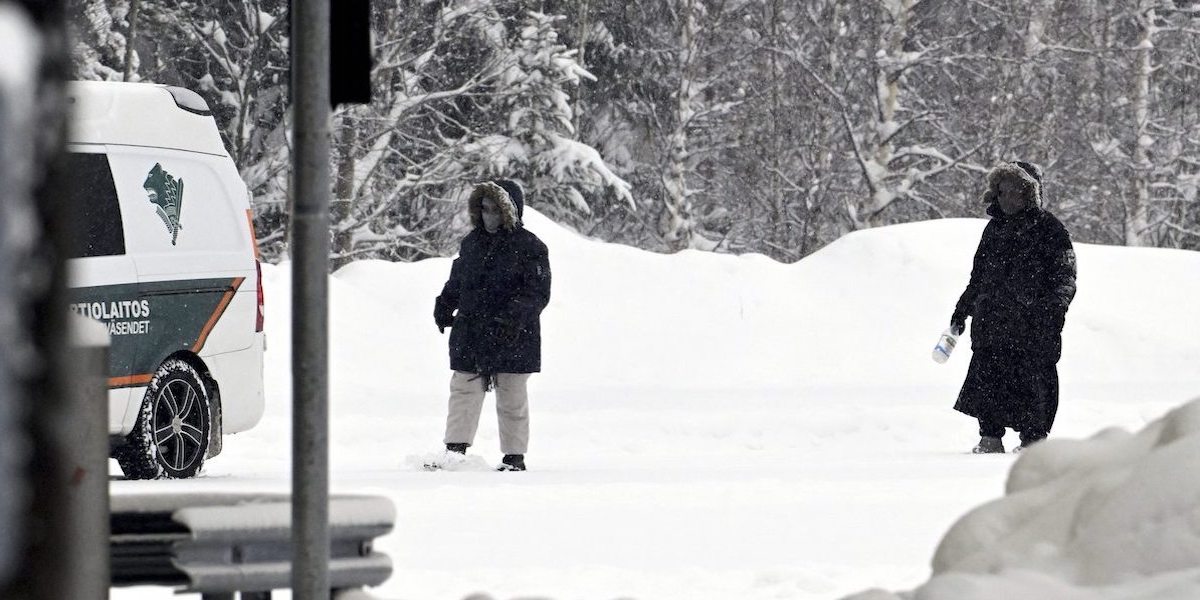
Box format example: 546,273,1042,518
932,328,958,364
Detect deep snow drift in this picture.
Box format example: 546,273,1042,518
845,399,1200,600
331,210,1200,396
112,209,1200,600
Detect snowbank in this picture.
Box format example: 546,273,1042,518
318,209,1200,395
843,396,1200,600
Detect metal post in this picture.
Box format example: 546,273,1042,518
0,63,25,594
291,0,331,597
0,2,73,599
60,315,111,599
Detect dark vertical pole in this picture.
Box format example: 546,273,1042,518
3,0,74,598
0,56,25,595
291,0,331,597
60,317,111,599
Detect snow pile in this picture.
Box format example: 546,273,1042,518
844,398,1200,600
328,210,1200,396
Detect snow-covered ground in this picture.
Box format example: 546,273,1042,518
112,211,1200,600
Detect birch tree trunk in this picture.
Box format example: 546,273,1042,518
1127,0,1155,246
767,0,785,249
852,0,915,229
1023,0,1054,58
572,0,591,136
661,0,699,250
332,123,357,270
122,0,139,81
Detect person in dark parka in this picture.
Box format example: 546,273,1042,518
951,161,1076,454
433,179,551,471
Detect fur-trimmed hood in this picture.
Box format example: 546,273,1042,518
981,161,1042,211
468,180,524,232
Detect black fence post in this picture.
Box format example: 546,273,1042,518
291,0,332,597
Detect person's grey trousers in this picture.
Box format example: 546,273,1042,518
444,371,532,454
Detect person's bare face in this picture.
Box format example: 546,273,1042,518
996,177,1026,215
481,196,502,233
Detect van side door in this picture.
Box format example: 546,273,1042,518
62,149,140,434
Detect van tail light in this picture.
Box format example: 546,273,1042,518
255,259,265,332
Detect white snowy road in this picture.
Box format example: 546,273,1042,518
111,383,1189,600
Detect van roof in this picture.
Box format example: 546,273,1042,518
67,81,230,157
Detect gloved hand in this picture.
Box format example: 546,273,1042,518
434,303,455,334
436,317,455,334
950,312,966,336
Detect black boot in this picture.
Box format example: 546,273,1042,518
972,436,1005,454
1014,432,1046,453
446,443,468,454
497,454,526,471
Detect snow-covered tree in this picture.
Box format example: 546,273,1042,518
68,0,131,81
822,0,991,230
69,0,292,259
65,0,1200,259
329,1,632,264
502,11,634,219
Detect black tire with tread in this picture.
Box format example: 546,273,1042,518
115,359,211,480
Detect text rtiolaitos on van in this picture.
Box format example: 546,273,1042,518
70,300,152,336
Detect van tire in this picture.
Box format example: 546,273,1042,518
116,359,211,479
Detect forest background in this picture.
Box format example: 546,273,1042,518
70,0,1200,265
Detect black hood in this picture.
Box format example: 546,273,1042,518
493,179,524,219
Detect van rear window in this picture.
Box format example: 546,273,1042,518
66,153,125,258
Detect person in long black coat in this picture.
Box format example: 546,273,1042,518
433,179,551,471
951,161,1076,454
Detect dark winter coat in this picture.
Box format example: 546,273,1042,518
434,181,551,375
953,163,1076,431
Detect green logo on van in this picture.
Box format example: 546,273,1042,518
144,163,184,245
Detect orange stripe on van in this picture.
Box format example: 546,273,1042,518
192,277,245,353
246,209,262,259
109,374,153,388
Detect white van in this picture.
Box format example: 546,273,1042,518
65,81,265,479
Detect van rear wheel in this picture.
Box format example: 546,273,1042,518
116,359,211,479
